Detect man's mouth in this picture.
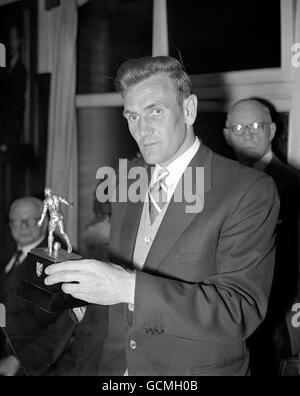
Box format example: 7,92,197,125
143,141,159,147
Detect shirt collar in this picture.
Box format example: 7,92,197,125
253,150,273,171
152,137,200,199
5,234,46,274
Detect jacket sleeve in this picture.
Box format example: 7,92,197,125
133,176,280,342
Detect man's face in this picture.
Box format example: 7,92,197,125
9,201,44,247
123,74,188,166
224,102,276,162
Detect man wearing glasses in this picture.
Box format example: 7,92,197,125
224,99,300,375
224,99,277,169
0,197,72,376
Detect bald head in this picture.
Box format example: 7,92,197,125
9,197,47,247
224,99,276,165
10,197,43,217
226,100,273,126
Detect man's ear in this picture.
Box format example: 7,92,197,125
269,122,276,142
223,128,232,146
183,95,198,125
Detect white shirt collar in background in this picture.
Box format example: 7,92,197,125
5,234,46,274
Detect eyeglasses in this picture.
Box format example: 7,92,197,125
9,218,39,228
227,122,271,136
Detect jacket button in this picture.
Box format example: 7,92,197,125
129,339,137,350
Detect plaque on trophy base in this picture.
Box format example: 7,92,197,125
17,247,87,313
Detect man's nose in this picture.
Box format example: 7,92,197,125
139,118,153,137
20,220,28,229
243,125,252,139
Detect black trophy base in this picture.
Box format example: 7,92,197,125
17,247,88,313
18,281,87,313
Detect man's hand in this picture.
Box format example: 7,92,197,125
0,355,20,376
44,260,136,306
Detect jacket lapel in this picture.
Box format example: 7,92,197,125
119,199,144,269
143,144,214,273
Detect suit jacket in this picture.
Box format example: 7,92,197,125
48,305,108,376
99,143,280,376
265,155,300,357
246,155,300,375
0,238,74,376
264,155,300,316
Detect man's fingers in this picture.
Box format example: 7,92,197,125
45,271,89,286
45,260,92,275
61,284,88,300
61,284,93,303
61,282,81,294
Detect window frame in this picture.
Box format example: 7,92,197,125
76,0,294,113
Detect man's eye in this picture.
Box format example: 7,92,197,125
152,108,164,116
127,114,138,123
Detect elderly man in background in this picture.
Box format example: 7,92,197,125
0,197,73,376
224,99,300,375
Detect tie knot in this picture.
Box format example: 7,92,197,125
157,168,169,181
15,249,23,259
151,168,169,189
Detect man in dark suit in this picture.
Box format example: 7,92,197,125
45,56,279,376
223,99,300,375
0,197,73,376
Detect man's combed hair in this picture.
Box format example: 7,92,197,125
115,56,192,104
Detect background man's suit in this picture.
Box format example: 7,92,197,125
248,153,300,374
0,239,73,376
99,143,280,376
266,154,300,369
265,154,300,312
48,305,108,376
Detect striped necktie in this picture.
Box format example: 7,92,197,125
149,169,169,224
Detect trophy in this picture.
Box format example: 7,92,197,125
17,188,87,313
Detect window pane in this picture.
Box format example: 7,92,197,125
167,0,281,74
77,0,153,94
